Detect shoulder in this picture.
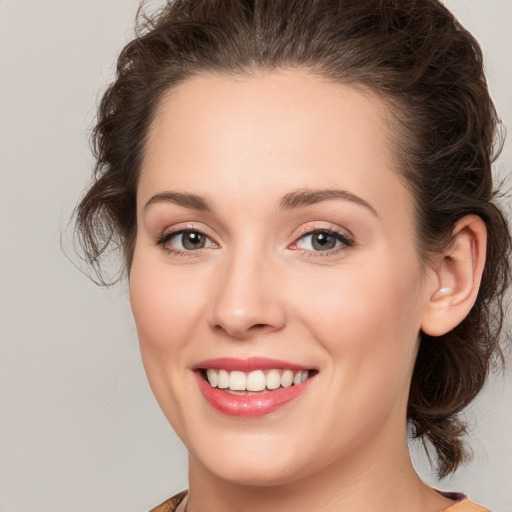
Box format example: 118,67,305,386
444,498,491,512
148,490,188,512
435,490,490,512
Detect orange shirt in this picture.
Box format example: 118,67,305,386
437,490,490,511
148,490,491,512
444,498,490,512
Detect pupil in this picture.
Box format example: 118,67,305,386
312,232,336,251
183,232,205,250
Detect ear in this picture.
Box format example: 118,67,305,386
421,215,487,337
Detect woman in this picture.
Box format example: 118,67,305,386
74,0,511,510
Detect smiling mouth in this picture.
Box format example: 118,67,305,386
194,360,318,416
199,368,317,394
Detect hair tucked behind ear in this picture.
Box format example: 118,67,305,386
74,0,511,476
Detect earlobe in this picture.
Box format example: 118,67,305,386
421,215,487,337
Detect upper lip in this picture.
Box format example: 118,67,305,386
193,357,313,372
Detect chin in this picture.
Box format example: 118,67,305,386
200,453,310,488
187,427,317,487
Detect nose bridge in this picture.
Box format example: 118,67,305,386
208,240,285,338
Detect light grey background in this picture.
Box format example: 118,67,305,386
0,1,511,511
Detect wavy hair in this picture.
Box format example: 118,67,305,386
74,0,511,477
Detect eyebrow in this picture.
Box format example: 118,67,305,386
279,188,378,216
144,191,213,212
144,188,378,217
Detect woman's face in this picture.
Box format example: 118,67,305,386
130,70,433,485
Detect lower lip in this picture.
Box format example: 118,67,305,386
195,373,313,417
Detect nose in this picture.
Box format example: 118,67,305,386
207,249,287,340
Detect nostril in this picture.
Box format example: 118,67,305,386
212,321,277,339
248,323,277,334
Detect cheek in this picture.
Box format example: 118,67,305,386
293,252,424,384
128,248,208,403
129,252,214,441
290,255,425,451
130,253,206,353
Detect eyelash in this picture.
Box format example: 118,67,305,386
291,227,354,257
155,225,216,258
155,225,354,258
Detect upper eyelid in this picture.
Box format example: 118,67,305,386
157,224,217,243
160,229,214,243
293,223,354,241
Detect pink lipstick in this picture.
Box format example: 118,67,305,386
193,358,316,417
194,357,310,372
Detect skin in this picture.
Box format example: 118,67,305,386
130,69,485,512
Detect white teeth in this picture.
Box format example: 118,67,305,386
206,369,218,388
229,371,246,391
281,369,294,388
217,369,229,389
246,370,266,391
266,369,281,390
204,368,311,392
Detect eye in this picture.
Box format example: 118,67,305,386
157,228,216,254
293,228,353,254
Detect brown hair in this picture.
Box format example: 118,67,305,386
75,0,511,477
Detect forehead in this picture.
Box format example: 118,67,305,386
145,69,395,171
139,69,412,225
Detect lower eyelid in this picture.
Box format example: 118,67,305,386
298,248,350,260
296,242,350,255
